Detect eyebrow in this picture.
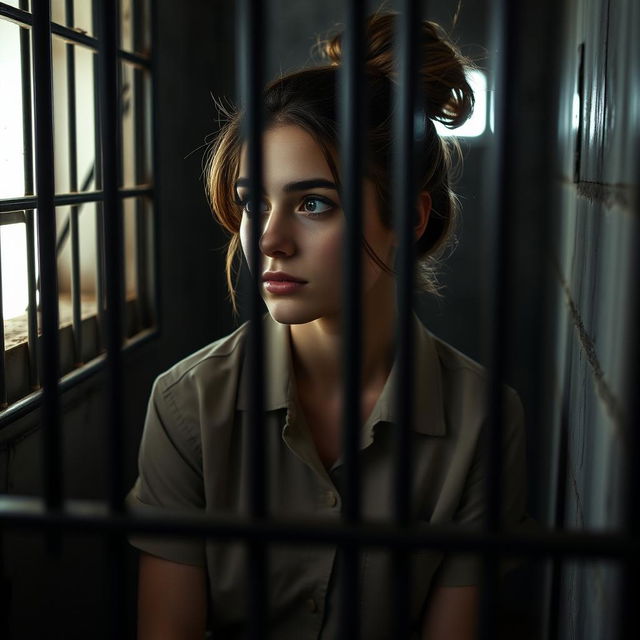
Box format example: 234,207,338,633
234,178,338,193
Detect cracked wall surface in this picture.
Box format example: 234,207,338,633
546,0,639,638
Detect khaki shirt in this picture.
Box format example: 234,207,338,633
127,314,530,639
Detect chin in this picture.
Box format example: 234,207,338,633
265,300,326,326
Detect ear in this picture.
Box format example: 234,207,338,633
415,191,431,241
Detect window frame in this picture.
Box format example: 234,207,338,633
0,0,158,430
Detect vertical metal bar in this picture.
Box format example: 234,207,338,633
20,0,39,390
133,2,149,327
479,1,520,638
32,0,63,511
98,0,124,515
97,2,125,637
66,0,83,366
239,0,266,638
392,3,421,638
93,0,106,348
339,2,365,639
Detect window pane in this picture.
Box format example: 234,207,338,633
74,0,94,37
74,45,97,193
120,0,134,52
123,197,138,301
52,35,71,193
121,61,137,187
51,0,66,26
0,19,26,198
1,221,29,321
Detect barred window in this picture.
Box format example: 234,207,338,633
0,0,155,415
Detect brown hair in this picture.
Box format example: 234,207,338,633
206,12,475,311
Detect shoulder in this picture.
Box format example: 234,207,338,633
151,322,250,422
427,330,523,431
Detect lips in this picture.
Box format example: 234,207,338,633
261,271,306,284
262,271,307,294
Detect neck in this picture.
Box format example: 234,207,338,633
289,279,397,393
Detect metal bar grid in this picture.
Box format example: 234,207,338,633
0,2,150,68
0,186,153,213
0,495,639,559
0,2,637,639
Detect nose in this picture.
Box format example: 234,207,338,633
259,209,296,258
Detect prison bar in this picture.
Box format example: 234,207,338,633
0,2,636,638
65,0,83,367
92,1,106,345
338,1,367,637
239,0,268,637
475,0,521,637
392,1,422,637
1,494,639,558
32,0,64,512
96,1,126,637
19,0,39,391
133,1,150,328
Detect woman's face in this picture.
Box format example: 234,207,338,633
237,124,395,326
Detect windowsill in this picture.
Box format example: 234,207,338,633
3,293,150,407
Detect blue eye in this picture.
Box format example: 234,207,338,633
300,196,334,216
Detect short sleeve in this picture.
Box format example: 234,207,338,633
435,388,535,586
126,375,206,566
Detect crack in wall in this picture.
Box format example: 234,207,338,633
554,263,625,444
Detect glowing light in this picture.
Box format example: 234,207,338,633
435,69,487,138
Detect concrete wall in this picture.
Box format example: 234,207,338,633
544,0,639,638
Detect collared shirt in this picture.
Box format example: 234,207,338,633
127,314,530,639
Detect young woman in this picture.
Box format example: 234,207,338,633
127,12,529,639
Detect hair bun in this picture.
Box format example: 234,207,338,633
321,12,475,128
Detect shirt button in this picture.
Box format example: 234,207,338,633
326,490,338,508
306,597,318,613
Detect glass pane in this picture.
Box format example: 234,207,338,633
52,35,71,194
142,69,152,182
51,0,66,26
1,221,29,321
56,203,99,327
138,0,152,54
0,19,26,198
123,197,138,301
74,45,97,192
120,0,134,52
120,61,136,187
74,0,94,36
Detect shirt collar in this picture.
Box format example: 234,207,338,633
237,313,447,438
237,314,291,411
